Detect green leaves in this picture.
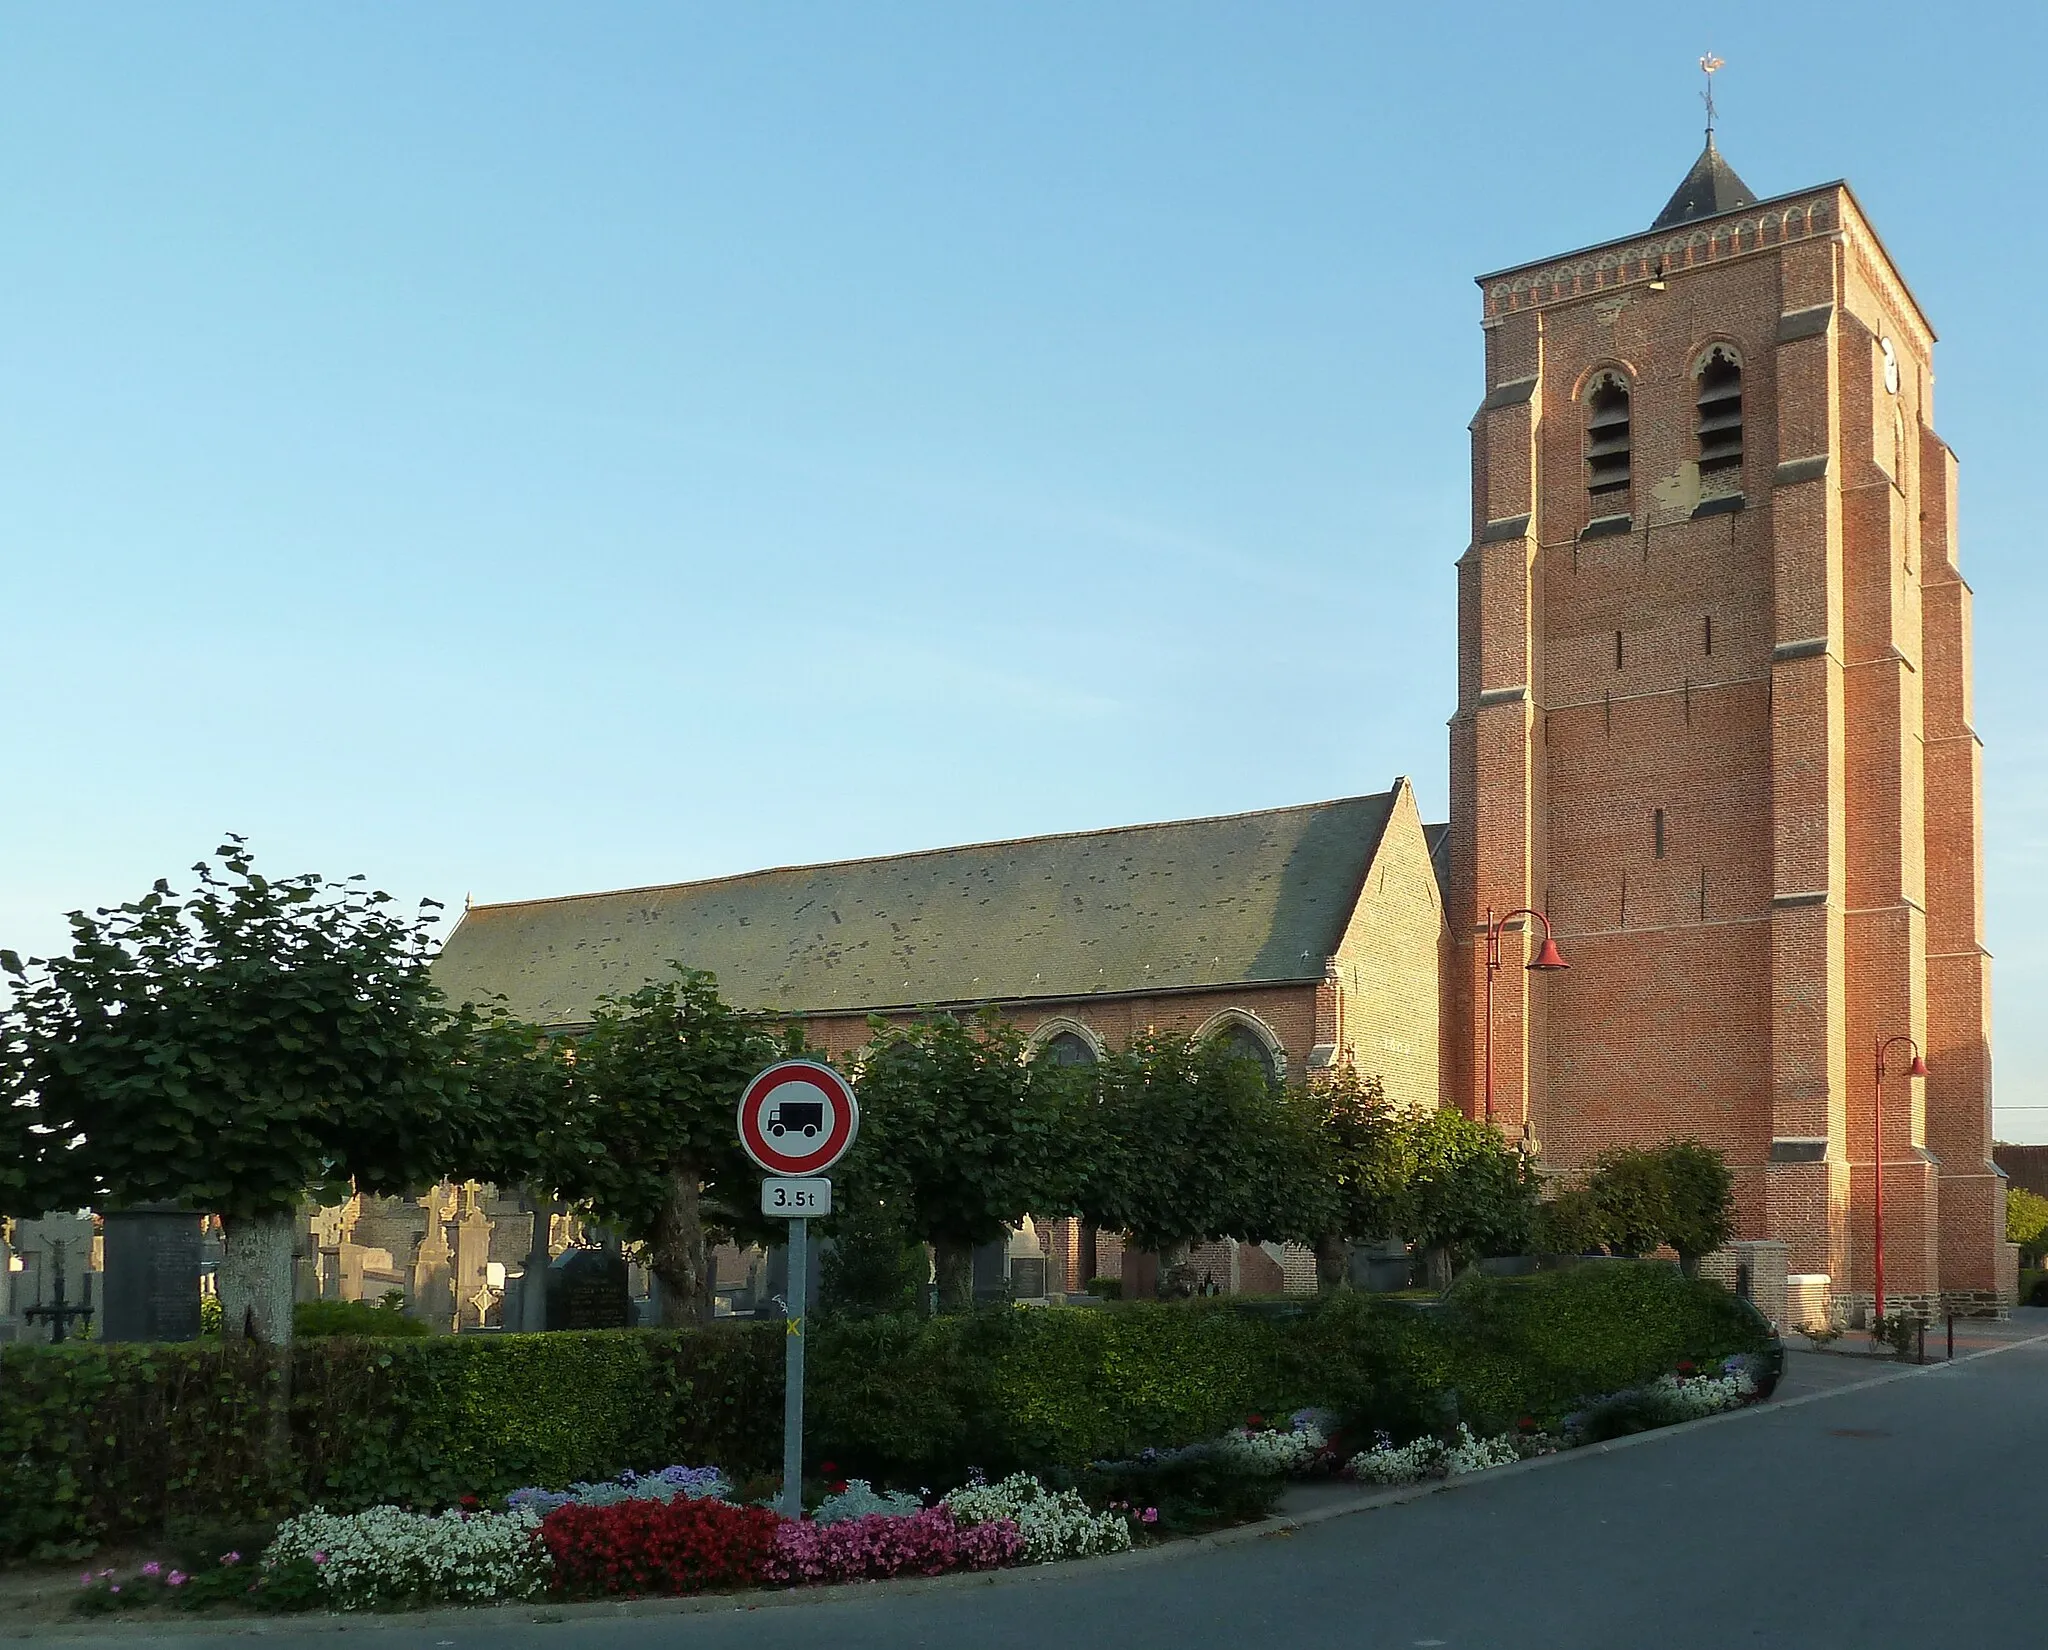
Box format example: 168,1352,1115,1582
848,1011,1080,1256
1561,1139,1738,1267
1080,1032,1330,1256
0,843,489,1225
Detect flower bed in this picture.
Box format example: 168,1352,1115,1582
942,1473,1132,1563
267,1506,548,1611
764,1506,1021,1583
538,1497,780,1598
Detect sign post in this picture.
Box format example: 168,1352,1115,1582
738,1059,860,1519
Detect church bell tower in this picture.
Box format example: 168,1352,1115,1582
1444,129,2005,1318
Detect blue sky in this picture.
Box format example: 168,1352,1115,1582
5,4,2045,1136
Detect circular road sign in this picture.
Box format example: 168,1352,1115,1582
738,1060,860,1177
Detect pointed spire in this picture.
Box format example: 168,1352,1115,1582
1650,133,1759,230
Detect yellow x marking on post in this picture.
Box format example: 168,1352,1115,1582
786,1316,803,1338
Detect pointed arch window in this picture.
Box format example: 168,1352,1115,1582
1041,1031,1097,1067
1585,369,1632,517
1694,344,1744,502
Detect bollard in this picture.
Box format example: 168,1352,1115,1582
1947,1312,1955,1361
1916,1320,1926,1364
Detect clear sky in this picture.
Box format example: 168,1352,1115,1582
6,4,2045,1135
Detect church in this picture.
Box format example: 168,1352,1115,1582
431,134,2008,1322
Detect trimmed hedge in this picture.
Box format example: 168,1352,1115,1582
0,1264,1771,1558
807,1262,1775,1479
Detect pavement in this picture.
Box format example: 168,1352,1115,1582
25,1313,2048,1649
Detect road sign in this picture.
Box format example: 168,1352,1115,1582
738,1058,858,1520
737,1060,859,1178
761,1176,832,1218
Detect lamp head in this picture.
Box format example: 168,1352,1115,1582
1907,1053,1929,1078
1527,936,1569,972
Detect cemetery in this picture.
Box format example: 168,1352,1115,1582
0,846,1788,1620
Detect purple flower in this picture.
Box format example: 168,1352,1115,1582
1141,1507,1159,1525
167,1572,187,1588
311,1551,328,1566
109,1585,121,1595
140,1561,162,1579
220,1551,241,1566
77,1572,92,1588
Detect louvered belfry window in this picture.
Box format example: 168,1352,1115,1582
1695,345,1744,481
1585,371,1632,509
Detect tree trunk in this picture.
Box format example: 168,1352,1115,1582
647,1169,711,1327
1314,1232,1352,1293
1421,1244,1453,1292
934,1241,973,1313
1678,1251,1702,1280
219,1211,297,1344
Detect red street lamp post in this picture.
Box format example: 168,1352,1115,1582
1871,1033,1929,1320
1483,907,1569,1130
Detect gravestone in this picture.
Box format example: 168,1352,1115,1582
1009,1254,1048,1301
101,1206,203,1343
970,1240,1009,1301
544,1247,630,1330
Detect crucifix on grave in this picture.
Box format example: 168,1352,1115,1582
21,1237,96,1343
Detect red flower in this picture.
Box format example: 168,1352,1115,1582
1516,1415,1538,1432
1246,1415,1266,1430
819,1461,838,1476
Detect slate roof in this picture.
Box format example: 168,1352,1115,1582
431,789,1403,1027
1651,135,1759,230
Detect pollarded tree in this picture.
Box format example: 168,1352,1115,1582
850,1011,1083,1312
1399,1107,1539,1288
1082,1031,1333,1294
1583,1146,1673,1261
1655,1138,1735,1276
551,966,800,1325
0,840,489,1342
1306,1068,1413,1291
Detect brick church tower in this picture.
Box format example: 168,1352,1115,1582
1444,134,2007,1317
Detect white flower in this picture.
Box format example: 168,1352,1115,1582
1650,1368,1757,1419
267,1506,549,1610
1210,1424,1329,1475
1346,1424,1524,1485
944,1474,1131,1563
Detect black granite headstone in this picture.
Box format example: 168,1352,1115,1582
971,1240,1009,1301
101,1207,203,1343
1009,1255,1048,1300
545,1247,630,1330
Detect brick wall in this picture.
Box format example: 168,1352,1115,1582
1450,180,2001,1307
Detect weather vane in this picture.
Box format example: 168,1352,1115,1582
1700,52,1725,136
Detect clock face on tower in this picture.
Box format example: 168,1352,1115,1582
1881,336,1901,396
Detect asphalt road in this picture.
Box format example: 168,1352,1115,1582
51,1331,2048,1650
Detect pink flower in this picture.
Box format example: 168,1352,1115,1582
78,1573,92,1588
109,1585,121,1595
1141,1507,1159,1525
220,1551,241,1566
167,1572,187,1588
311,1552,328,1566
139,1562,162,1579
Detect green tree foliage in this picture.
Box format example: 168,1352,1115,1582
0,841,490,1340
554,967,799,1326
1656,1139,1736,1274
1399,1107,1539,1285
1549,1139,1736,1275
1305,1068,1413,1289
2006,1186,2048,1259
1081,1031,1332,1293
850,1012,1078,1311
1583,1147,1672,1260
819,1195,929,1316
